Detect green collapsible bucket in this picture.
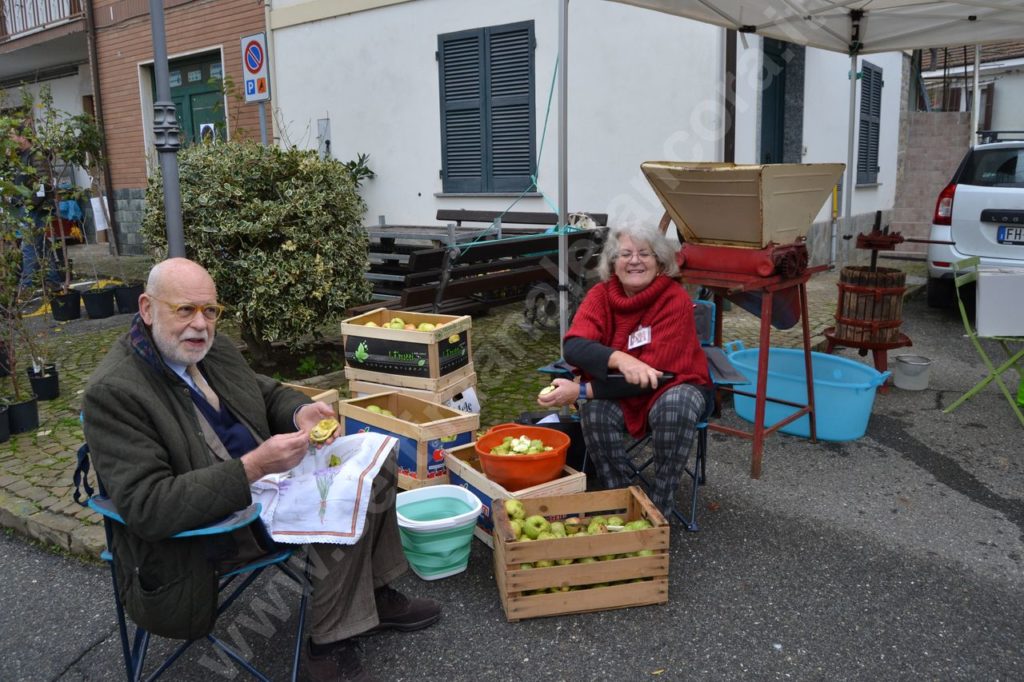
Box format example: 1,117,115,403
396,485,482,580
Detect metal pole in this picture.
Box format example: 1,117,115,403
148,0,185,258
557,0,569,351
844,51,857,224
258,101,268,145
971,45,981,144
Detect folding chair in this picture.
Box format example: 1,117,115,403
73,444,310,681
943,257,1024,427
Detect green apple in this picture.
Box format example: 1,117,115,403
591,515,608,526
504,499,526,521
549,522,566,537
390,317,405,327
364,321,379,327
598,554,617,561
534,559,555,568
381,409,395,417
576,556,598,564
522,514,550,539
509,519,523,539
366,405,383,414
587,520,607,535
519,562,534,570
556,558,574,566
606,516,624,527
624,520,649,531
636,549,655,557
536,531,556,541
417,322,436,331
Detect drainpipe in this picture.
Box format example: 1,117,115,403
83,0,122,256
264,0,278,144
970,45,981,145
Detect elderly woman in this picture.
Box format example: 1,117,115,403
537,223,712,515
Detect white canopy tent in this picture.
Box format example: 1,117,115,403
554,0,1024,341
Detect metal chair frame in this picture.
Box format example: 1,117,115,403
943,256,1024,427
75,449,310,682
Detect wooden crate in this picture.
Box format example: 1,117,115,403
444,443,586,548
339,391,479,489
348,370,477,409
341,308,473,390
492,487,669,622
281,383,341,416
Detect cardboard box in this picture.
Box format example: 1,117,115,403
492,487,669,622
976,269,1024,336
341,308,473,390
348,370,478,412
339,391,479,489
444,443,586,548
281,383,341,416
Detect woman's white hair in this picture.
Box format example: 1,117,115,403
597,222,680,281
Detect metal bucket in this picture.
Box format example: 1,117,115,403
893,355,932,391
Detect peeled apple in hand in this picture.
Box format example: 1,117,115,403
538,384,557,397
309,418,339,444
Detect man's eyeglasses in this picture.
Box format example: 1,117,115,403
148,295,225,322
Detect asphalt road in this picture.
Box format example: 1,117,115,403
2,293,1021,681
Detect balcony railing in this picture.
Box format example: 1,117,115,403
0,0,82,41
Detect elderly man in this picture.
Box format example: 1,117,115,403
83,258,438,682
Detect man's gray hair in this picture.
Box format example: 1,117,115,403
597,222,680,281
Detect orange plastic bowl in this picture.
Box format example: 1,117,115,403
475,424,571,491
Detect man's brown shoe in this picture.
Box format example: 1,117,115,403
370,585,442,633
302,638,377,682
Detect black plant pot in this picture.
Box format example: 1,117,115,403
114,283,145,314
83,287,116,319
0,342,8,378
0,405,9,444
27,365,59,401
51,290,82,321
8,396,39,434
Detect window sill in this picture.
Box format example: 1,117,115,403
855,182,882,189
435,192,544,198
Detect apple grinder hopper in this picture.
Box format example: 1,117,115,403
641,161,845,248
641,161,844,329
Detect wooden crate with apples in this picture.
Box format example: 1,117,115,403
348,370,478,412
339,391,479,489
444,442,586,548
282,383,341,416
341,308,473,391
492,487,669,622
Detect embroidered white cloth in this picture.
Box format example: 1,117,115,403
251,432,397,545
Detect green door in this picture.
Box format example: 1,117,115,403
157,54,225,145
760,38,786,164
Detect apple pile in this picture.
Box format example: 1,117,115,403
502,498,655,574
364,404,395,417
489,435,554,455
364,317,437,331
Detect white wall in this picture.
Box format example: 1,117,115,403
802,48,904,223
991,69,1024,131
271,0,722,228
1,70,93,188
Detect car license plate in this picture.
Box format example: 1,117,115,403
997,225,1024,245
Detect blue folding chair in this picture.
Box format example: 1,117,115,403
73,444,310,681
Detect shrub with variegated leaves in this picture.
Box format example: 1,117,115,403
141,141,372,358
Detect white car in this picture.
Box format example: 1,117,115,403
927,137,1024,308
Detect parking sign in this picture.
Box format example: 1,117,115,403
240,33,270,103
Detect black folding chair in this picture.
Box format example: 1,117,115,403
73,444,310,681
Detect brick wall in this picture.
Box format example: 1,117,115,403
889,111,972,255
94,0,266,254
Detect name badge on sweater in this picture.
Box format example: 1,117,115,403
627,326,651,350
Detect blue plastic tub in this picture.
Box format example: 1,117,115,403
396,485,482,580
727,346,890,441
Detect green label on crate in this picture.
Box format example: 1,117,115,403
346,336,430,377
345,333,469,377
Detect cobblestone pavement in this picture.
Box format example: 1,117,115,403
0,244,925,559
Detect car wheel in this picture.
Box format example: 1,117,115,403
926,277,954,308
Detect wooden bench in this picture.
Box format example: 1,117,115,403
350,221,608,317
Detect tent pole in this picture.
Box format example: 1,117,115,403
557,0,569,352
971,45,981,144
843,51,857,242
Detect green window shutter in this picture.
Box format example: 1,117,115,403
487,22,535,192
857,61,882,185
439,21,535,193
439,29,485,193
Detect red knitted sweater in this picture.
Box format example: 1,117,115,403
566,274,710,438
